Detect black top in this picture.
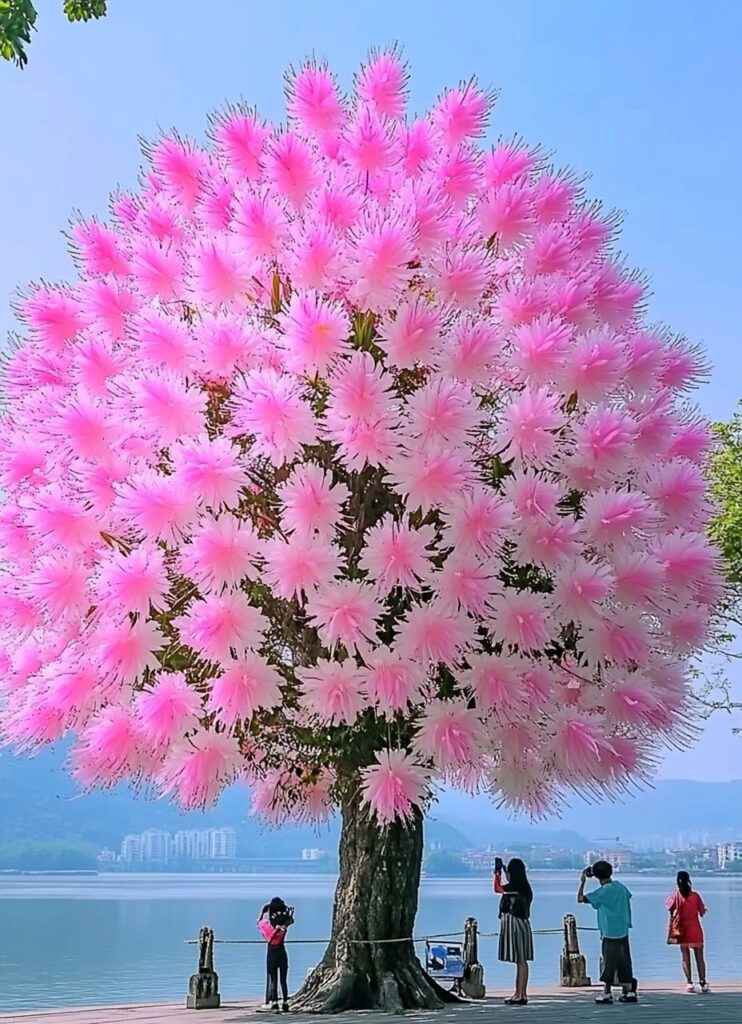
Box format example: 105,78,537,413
499,882,533,921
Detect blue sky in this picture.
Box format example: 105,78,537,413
1,0,740,780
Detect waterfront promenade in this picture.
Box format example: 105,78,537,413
1,986,741,1024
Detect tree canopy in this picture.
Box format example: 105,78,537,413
0,0,107,68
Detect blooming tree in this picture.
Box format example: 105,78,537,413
0,51,722,1010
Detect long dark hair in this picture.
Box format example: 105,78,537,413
507,858,533,900
677,871,692,898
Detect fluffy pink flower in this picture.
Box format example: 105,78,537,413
581,489,654,548
179,514,263,592
96,543,168,616
175,592,268,663
511,316,571,384
305,580,382,652
441,320,502,382
191,235,252,305
326,351,394,423
645,459,706,526
286,62,344,137
651,530,718,591
72,705,143,787
376,300,442,369
414,700,483,769
395,602,473,667
160,730,242,808
263,130,319,206
262,536,340,599
210,106,268,180
94,618,165,686
233,188,288,260
117,470,200,544
359,517,435,593
552,716,610,778
29,555,89,619
349,208,415,310
136,672,201,748
360,652,423,713
361,748,428,825
278,464,349,538
386,448,476,513
490,590,552,651
171,434,248,509
433,555,498,615
498,387,564,464
356,49,408,119
297,661,366,725
133,371,206,444
21,286,84,349
443,487,509,555
404,377,481,448
278,291,350,376
208,653,283,725
433,83,493,146
610,551,664,604
560,328,624,400
552,559,613,622
463,653,523,711
230,369,318,464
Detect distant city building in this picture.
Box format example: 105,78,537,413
586,845,633,872
141,829,171,864
120,834,142,863
97,847,117,864
301,848,326,861
717,841,742,870
120,827,237,864
210,828,237,859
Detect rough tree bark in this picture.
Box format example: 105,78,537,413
294,791,457,1013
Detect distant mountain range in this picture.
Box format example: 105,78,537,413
1,747,741,855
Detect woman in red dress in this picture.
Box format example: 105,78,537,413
666,871,709,993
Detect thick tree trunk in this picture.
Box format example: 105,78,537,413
294,793,455,1013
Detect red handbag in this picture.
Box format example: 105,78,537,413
667,911,683,945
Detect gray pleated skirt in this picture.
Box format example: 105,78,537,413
498,913,534,964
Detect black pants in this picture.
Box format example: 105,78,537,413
266,944,289,1004
600,936,636,988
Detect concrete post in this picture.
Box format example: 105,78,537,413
560,914,591,987
186,926,221,1009
461,916,486,999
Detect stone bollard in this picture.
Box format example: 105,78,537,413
461,916,486,999
187,926,221,1009
560,914,591,987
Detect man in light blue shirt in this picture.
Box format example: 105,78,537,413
578,860,638,1005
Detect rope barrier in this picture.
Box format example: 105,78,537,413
185,925,599,946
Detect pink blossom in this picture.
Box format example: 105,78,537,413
278,464,349,538
208,653,283,725
463,653,523,711
172,434,248,509
133,371,206,444
262,536,340,599
404,377,482,448
175,592,268,663
433,83,493,146
305,580,382,652
443,487,509,555
581,489,654,548
377,300,441,369
433,555,498,616
414,700,483,769
117,470,200,544
160,730,242,808
360,652,423,713
348,207,416,310
356,49,408,119
498,387,565,464
72,705,143,787
179,514,263,592
94,617,165,686
394,602,474,667
478,182,533,246
233,188,288,260
361,749,428,825
29,555,89,619
297,660,366,725
286,62,344,137
490,590,552,651
511,316,571,384
136,672,202,748
96,542,168,616
386,447,476,513
359,517,435,593
279,292,350,375
552,559,613,622
263,130,319,206
210,106,268,180
230,369,317,464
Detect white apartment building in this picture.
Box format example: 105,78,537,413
209,828,237,859
140,829,171,864
717,841,742,870
301,848,325,861
120,834,142,863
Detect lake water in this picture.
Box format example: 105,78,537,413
0,872,740,1010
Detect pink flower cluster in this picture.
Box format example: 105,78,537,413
0,52,721,824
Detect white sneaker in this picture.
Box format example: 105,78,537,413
686,984,696,993
700,983,710,994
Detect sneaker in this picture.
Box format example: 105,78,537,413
619,993,638,1003
282,1003,290,1013
700,983,710,994
271,1003,280,1014
595,994,614,1004
686,984,696,994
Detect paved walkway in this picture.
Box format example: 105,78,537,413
1,986,740,1024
